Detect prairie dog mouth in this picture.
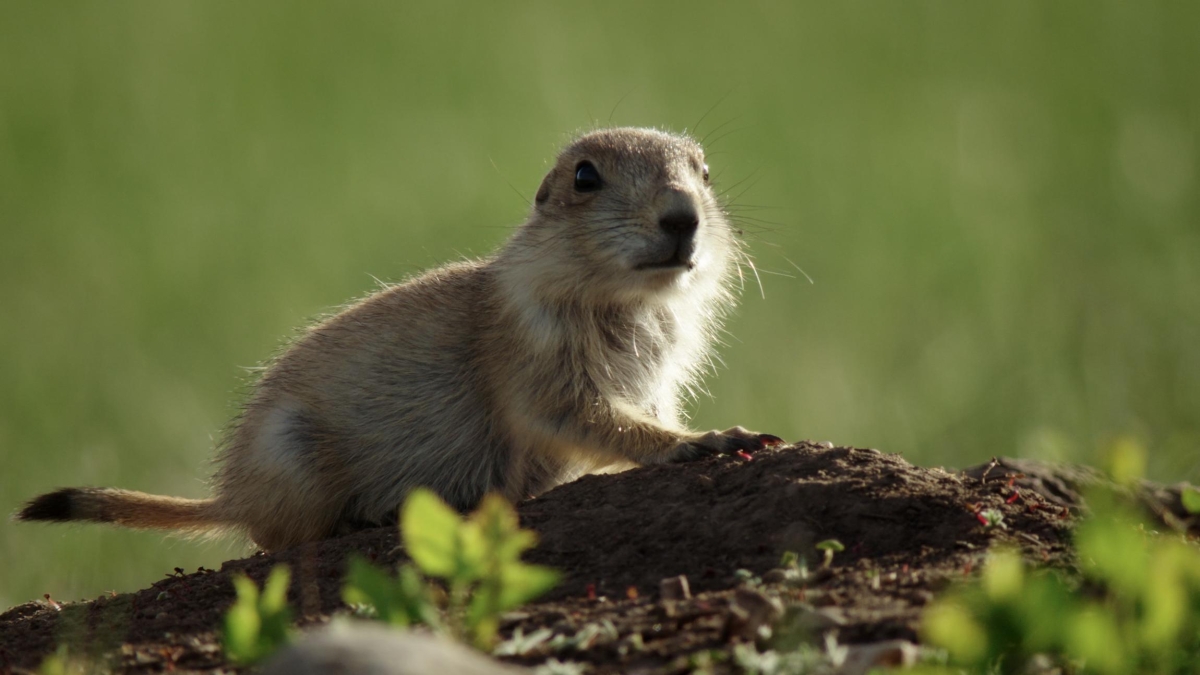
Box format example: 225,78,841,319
636,255,695,271
636,236,697,272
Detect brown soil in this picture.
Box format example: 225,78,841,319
2,442,1195,674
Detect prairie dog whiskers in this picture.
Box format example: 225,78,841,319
17,127,783,550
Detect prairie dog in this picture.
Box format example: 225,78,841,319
17,127,782,551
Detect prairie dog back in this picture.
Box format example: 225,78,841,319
17,127,782,550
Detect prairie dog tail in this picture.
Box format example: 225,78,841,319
15,487,223,534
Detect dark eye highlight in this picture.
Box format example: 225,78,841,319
702,163,710,183
574,161,602,192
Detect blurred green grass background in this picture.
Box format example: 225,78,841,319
2,1,1197,607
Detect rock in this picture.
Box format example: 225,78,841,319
659,575,691,601
723,587,784,643
777,603,847,640
836,639,919,675
260,622,529,675
761,568,790,584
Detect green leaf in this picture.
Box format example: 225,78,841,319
364,489,557,650
1075,515,1149,596
222,608,261,663
343,556,440,630
37,652,67,675
472,493,537,564
36,650,69,675
402,488,465,578
1105,437,1146,485
922,600,987,664
465,562,558,648
1015,573,1076,654
223,575,264,664
232,574,260,606
496,563,560,611
464,580,505,648
1182,487,1200,515
1140,549,1186,649
257,566,293,650
396,564,442,629
1067,605,1126,674
815,539,845,552
982,549,1024,601
455,518,488,581
345,556,410,626
259,565,291,616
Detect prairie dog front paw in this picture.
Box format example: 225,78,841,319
669,426,785,463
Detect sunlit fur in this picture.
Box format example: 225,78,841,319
17,127,764,551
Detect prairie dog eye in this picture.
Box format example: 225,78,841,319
574,161,602,192
702,163,710,183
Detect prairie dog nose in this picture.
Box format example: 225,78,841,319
659,209,699,237
659,207,699,238
658,187,700,237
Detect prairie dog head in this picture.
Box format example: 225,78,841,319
504,128,737,305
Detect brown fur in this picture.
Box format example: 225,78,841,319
16,127,780,551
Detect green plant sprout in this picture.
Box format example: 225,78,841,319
1182,487,1200,515
920,440,1200,674
775,550,811,585
343,488,559,650
815,539,844,569
343,557,442,629
222,565,293,665
733,568,763,586
980,509,1006,529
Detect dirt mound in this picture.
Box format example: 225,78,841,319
3,443,1188,674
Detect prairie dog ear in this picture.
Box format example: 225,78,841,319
535,172,552,205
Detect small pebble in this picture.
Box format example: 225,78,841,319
659,575,691,601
